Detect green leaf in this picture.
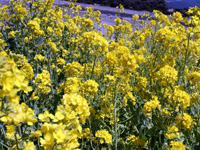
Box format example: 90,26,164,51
196,127,200,140
19,140,24,148
161,145,168,150
147,122,154,129
140,133,147,142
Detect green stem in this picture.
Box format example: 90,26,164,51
91,55,96,79
81,135,84,150
14,132,19,150
119,114,134,124
100,119,112,134
1,96,5,113
182,34,190,87
18,126,22,137
89,118,95,150
1,127,6,139
0,141,9,149
114,72,124,150
47,48,54,97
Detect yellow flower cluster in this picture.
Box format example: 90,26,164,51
64,62,83,77
155,65,178,86
1,102,37,126
175,113,194,130
61,93,90,124
27,18,44,36
167,141,186,150
81,79,99,97
33,70,51,94
127,134,148,148
0,54,32,104
34,54,46,62
143,96,161,117
165,125,180,139
170,88,190,110
95,129,112,145
59,77,81,94
78,31,108,54
188,71,200,83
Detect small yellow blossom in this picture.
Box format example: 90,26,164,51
95,130,112,145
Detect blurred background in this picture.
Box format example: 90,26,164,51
72,0,200,14
166,0,200,9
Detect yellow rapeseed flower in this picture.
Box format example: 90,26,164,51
95,129,112,145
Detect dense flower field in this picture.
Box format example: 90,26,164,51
0,0,200,149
